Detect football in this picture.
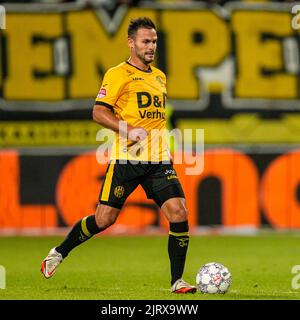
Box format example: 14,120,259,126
196,262,231,294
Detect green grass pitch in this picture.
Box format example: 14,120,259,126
0,234,300,300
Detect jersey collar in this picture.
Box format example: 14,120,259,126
125,61,152,73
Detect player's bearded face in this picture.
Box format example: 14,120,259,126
131,28,157,65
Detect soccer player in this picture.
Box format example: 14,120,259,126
41,17,196,294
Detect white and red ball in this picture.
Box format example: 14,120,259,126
196,262,231,294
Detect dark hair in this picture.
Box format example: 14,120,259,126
128,17,156,38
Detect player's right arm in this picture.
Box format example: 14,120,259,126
92,69,147,142
93,104,129,133
93,106,147,141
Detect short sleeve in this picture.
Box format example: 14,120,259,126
94,68,125,111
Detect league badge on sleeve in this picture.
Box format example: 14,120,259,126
97,87,107,99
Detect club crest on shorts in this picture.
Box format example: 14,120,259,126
114,186,125,198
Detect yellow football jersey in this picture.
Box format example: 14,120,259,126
95,61,171,162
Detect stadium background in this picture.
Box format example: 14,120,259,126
0,0,299,234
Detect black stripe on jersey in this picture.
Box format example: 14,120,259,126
95,101,114,111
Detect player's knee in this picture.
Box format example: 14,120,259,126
169,203,188,222
95,214,116,229
95,208,119,229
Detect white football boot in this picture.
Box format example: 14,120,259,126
41,248,63,279
171,279,197,294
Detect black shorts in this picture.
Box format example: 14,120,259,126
98,161,185,209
